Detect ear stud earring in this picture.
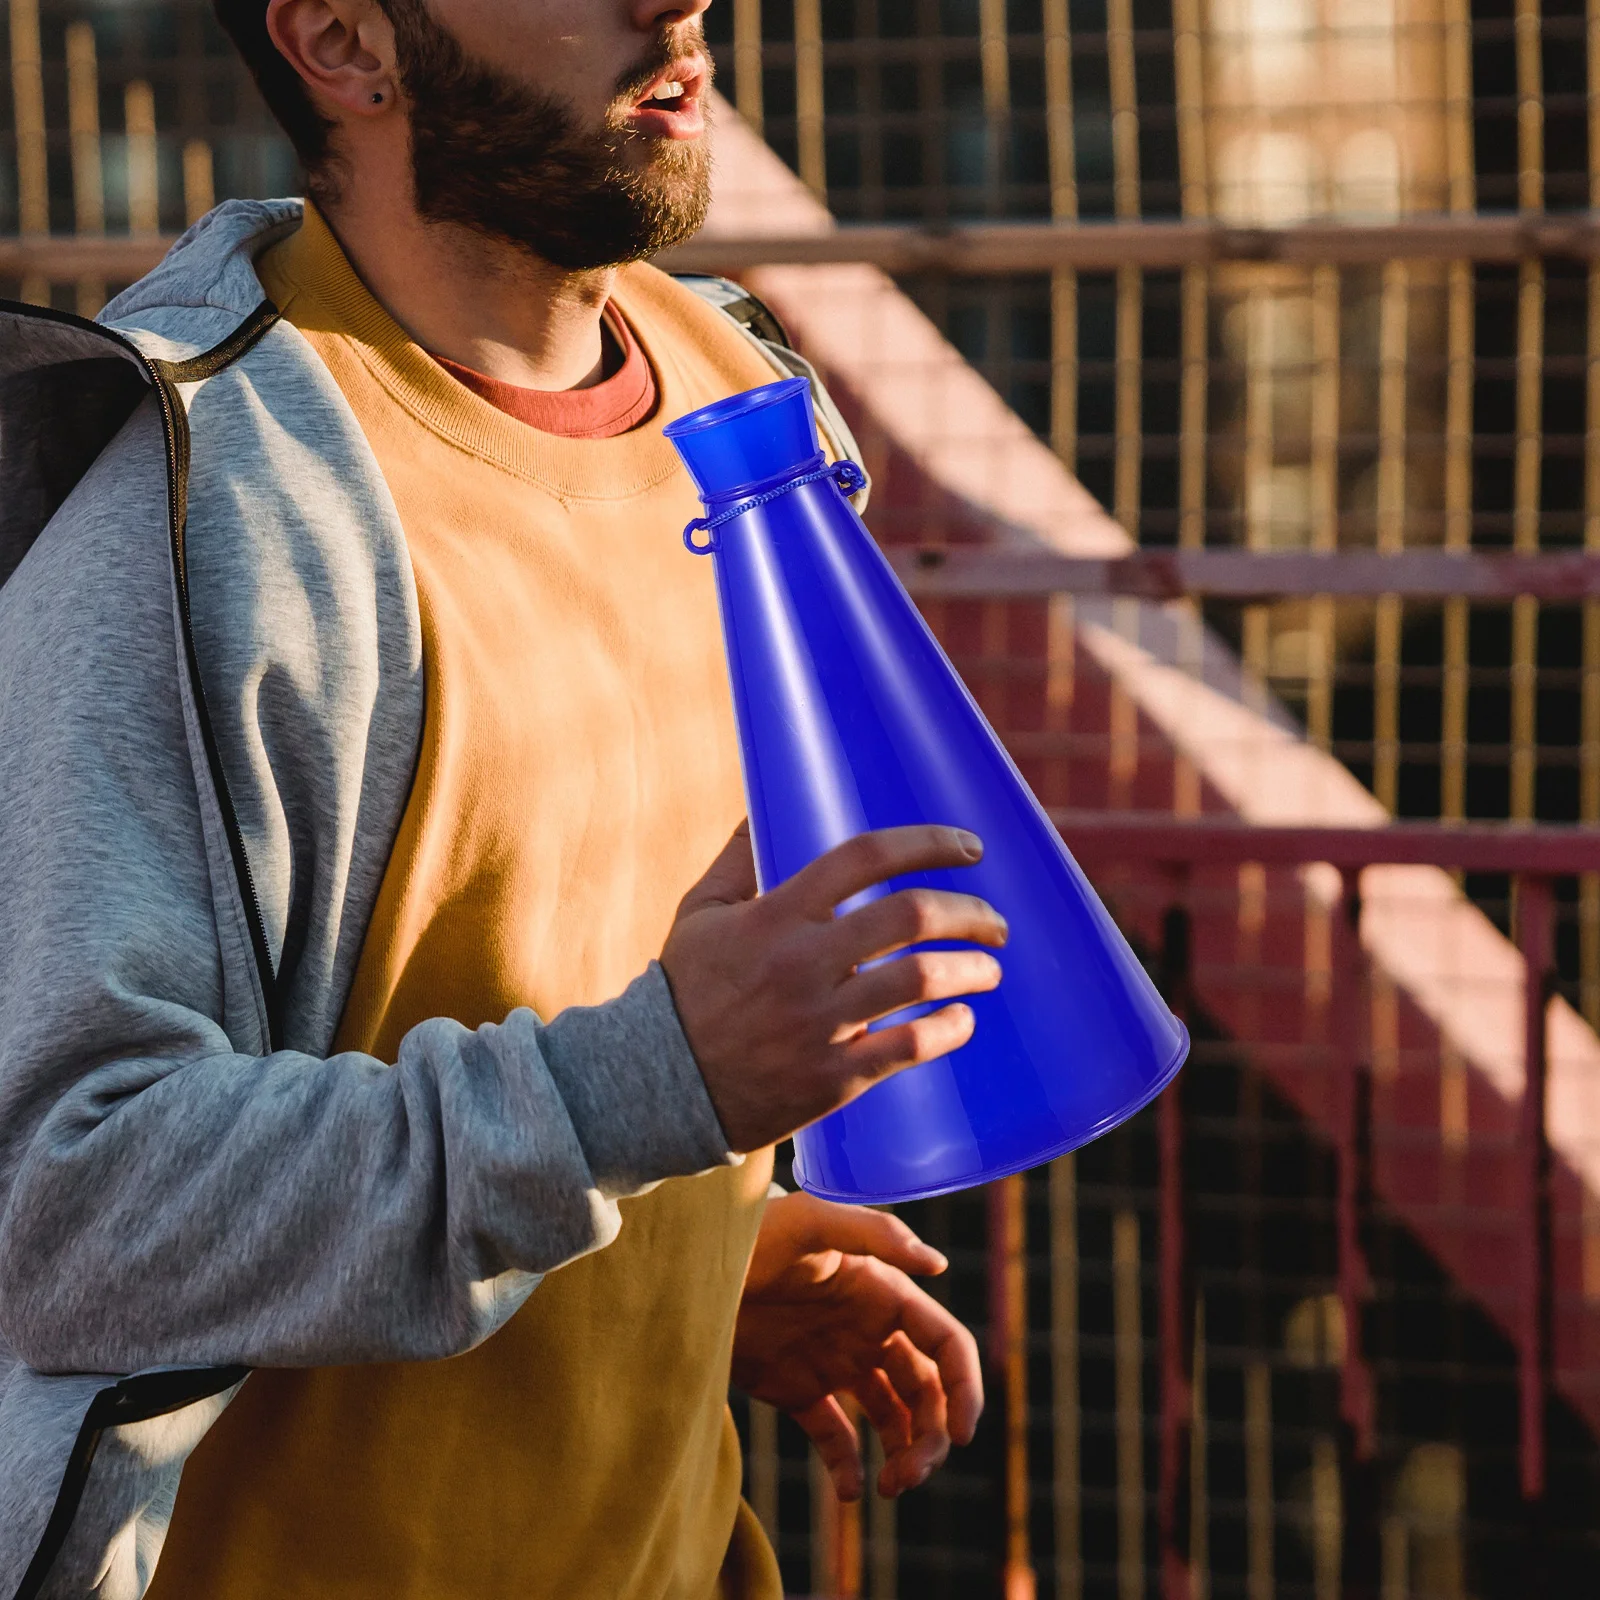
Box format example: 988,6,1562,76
371,91,384,104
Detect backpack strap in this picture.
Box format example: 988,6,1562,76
672,273,871,515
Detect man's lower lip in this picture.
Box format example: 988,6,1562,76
626,99,705,139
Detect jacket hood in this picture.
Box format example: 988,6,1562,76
0,200,301,587
100,197,303,362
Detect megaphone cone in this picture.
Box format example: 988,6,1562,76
666,378,1188,1203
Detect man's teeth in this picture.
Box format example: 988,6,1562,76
654,81,685,100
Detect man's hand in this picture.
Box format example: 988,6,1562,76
660,822,1007,1153
733,1190,982,1500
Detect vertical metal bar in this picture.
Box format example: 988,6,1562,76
1440,254,1475,821
980,0,1010,211
750,1400,780,1546
1043,0,1079,474
1441,0,1476,824
1335,871,1375,1462
1583,0,1600,1027
125,81,159,235
1051,1154,1083,1600
1172,0,1209,808
1160,896,1192,1600
65,21,105,318
811,1442,834,1596
733,0,765,134
795,0,827,201
867,1437,897,1600
1113,1208,1146,1600
1311,1435,1342,1600
1107,0,1142,539
1242,290,1274,707
990,1176,1036,1600
1516,874,1553,1503
855,0,884,222
1244,1361,1274,1600
1512,0,1545,833
1190,1295,1208,1600
1174,0,1208,551
9,0,50,306
1046,594,1076,810
182,139,215,227
1178,267,1209,558
1373,262,1409,814
812,1404,861,1598
1307,266,1342,752
1511,256,1544,827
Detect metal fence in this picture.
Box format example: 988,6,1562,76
10,1,1600,1597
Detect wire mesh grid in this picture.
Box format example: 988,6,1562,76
8,0,1600,1596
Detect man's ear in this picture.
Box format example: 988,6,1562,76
266,0,398,120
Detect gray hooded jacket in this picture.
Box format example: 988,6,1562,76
0,199,860,1600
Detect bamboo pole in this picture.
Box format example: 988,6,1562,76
1190,1295,1209,1600
1051,1154,1083,1600
1441,0,1476,826
182,139,216,226
9,0,49,305
125,81,159,236
1114,1209,1145,1600
1244,1360,1274,1600
1242,287,1274,709
1583,0,1600,1027
1511,0,1545,832
794,0,826,202
867,1427,897,1600
733,0,764,135
1307,265,1342,752
1311,1434,1342,1600
1173,0,1210,809
980,0,1010,212
1108,0,1142,539
812,1429,862,1599
991,1176,1036,1600
1043,0,1079,474
1373,260,1410,813
66,21,106,317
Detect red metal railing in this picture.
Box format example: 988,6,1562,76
963,814,1600,1600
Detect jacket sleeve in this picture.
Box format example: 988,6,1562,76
0,395,733,1377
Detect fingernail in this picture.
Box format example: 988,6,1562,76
926,1249,949,1272
955,829,982,860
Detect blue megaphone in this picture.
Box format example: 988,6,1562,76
664,378,1188,1203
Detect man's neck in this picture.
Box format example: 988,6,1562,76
316,189,617,393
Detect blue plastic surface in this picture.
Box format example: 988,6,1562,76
665,379,1189,1203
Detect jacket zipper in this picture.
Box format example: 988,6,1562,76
1,296,280,1600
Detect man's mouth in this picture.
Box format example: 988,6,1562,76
624,56,709,139
639,79,687,110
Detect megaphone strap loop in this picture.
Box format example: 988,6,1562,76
682,459,868,555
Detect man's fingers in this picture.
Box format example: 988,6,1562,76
893,1281,985,1446
793,1395,864,1502
774,825,983,921
676,821,757,916
779,1193,948,1276
851,1366,913,1458
834,949,1002,1032
876,1331,951,1492
835,1002,978,1084
829,886,1007,971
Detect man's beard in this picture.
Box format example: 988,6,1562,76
383,4,712,270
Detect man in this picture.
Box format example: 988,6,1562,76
0,0,1009,1595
